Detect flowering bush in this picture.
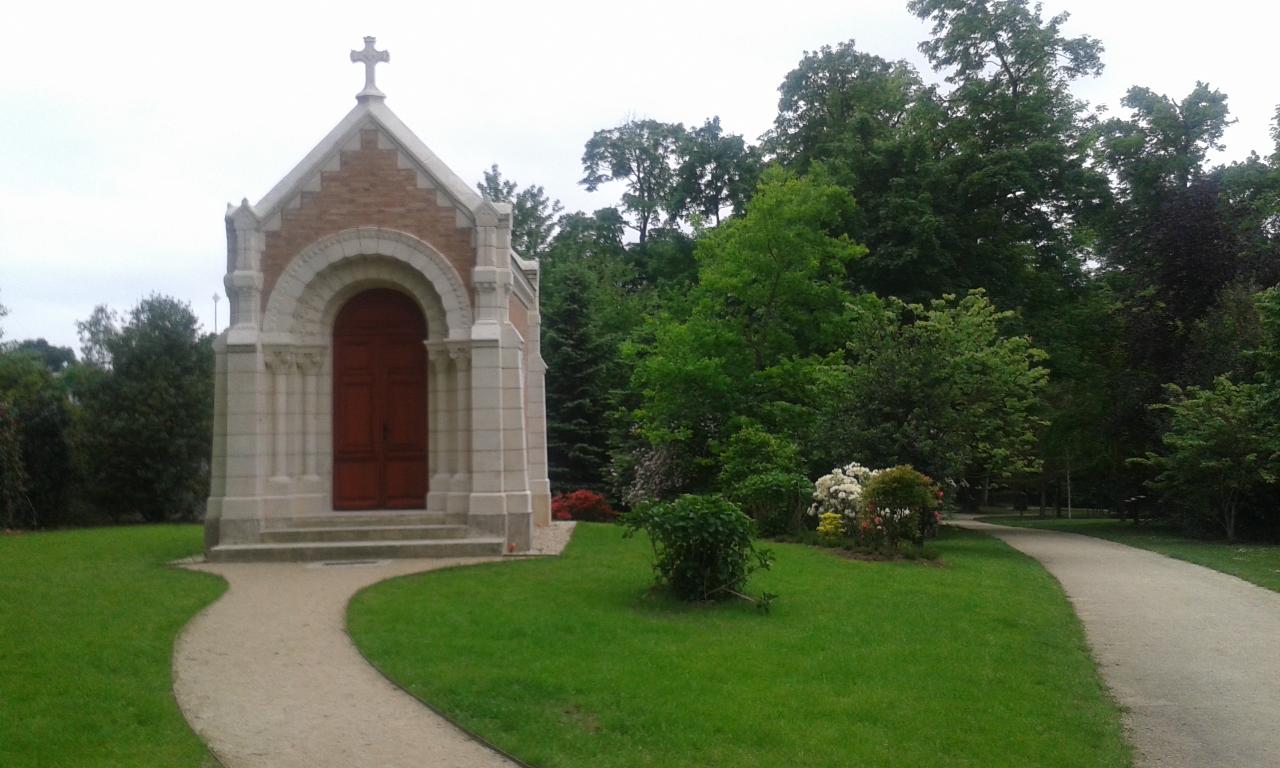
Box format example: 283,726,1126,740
809,462,940,551
551,489,617,522
861,466,942,548
809,461,878,522
816,511,846,543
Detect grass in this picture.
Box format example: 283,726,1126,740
349,523,1132,768
0,525,226,768
982,514,1280,593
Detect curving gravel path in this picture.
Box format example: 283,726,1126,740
951,517,1280,768
172,522,575,768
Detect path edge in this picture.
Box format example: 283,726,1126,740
339,524,581,768
168,562,233,768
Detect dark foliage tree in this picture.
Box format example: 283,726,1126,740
580,119,686,245
10,339,77,372
670,117,762,226
0,351,74,527
78,296,213,522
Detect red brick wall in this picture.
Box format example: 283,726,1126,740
508,293,528,341
260,128,475,310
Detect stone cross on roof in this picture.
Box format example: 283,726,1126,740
351,36,390,101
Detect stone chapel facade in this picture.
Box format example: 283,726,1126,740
204,39,550,560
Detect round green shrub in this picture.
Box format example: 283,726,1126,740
622,494,773,602
860,465,940,547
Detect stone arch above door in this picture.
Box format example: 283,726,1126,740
262,227,473,342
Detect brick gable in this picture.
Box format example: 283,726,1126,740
259,128,475,311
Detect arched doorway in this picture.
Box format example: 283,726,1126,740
332,288,428,509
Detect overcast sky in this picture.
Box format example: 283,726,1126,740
2,0,1276,351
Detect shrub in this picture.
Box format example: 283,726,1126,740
816,511,845,543
810,461,940,552
731,471,813,536
622,494,773,604
860,466,941,548
718,424,811,536
551,489,617,522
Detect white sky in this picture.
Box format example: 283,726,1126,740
2,0,1276,350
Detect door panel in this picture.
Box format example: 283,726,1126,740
332,289,428,510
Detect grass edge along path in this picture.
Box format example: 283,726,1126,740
0,525,227,768
349,523,1132,768
982,515,1280,594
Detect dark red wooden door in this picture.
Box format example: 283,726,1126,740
332,289,428,510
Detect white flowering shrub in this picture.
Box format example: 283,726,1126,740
810,462,941,551
809,461,879,524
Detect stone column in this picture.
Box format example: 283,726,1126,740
266,349,293,483
448,343,472,514
525,304,551,527
501,341,532,551
467,336,506,539
298,349,323,482
425,344,450,513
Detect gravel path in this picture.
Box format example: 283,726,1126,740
173,522,575,768
951,517,1280,768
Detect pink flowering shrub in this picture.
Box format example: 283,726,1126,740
551,489,617,522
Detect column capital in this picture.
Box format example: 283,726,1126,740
262,346,296,373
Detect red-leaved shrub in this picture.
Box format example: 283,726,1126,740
551,490,617,522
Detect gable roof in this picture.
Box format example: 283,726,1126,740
246,98,486,227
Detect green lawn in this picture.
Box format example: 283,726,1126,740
349,523,1132,768
0,525,226,768
982,515,1280,593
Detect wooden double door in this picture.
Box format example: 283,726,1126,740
332,289,428,510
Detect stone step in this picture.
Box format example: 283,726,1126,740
258,524,469,543
280,510,467,528
207,537,505,563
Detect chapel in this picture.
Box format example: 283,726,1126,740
204,38,550,560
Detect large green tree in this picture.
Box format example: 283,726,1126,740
838,290,1049,492
580,119,686,245
670,117,761,226
627,169,864,494
0,351,75,527
78,296,213,522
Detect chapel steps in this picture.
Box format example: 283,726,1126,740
206,509,504,562
258,524,469,543
207,536,505,563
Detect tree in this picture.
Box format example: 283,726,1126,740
76,305,120,369
0,399,31,529
11,339,76,373
628,170,865,492
1099,83,1232,209
78,296,213,522
476,164,563,259
909,0,1107,310
670,117,761,225
1137,378,1273,542
540,207,644,494
580,119,685,245
911,0,1104,108
766,41,955,301
840,290,1049,489
0,351,75,527
543,261,610,492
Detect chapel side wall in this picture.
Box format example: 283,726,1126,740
258,128,476,314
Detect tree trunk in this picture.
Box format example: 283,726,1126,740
1065,453,1073,520
1039,476,1047,518
981,473,991,510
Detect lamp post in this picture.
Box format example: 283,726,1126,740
213,293,221,333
